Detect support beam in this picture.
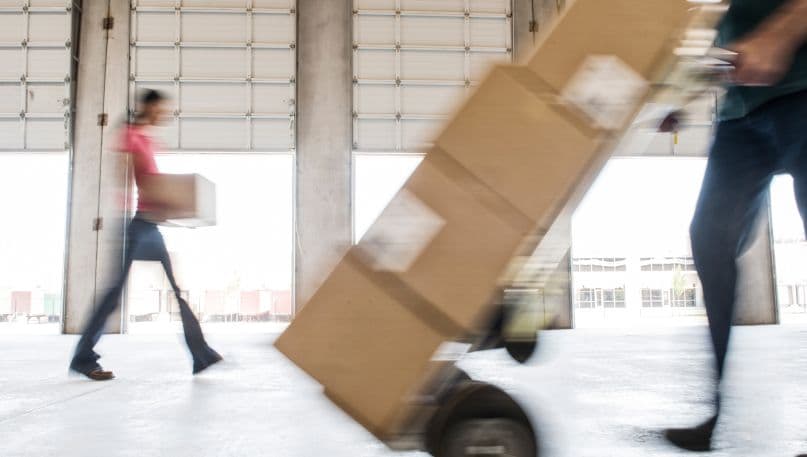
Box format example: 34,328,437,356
542,217,574,329
64,0,109,334
295,0,353,311
64,0,130,334
735,203,778,325
514,0,573,328
514,0,564,63
95,0,132,334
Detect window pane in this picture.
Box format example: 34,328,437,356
771,175,807,320
354,154,423,242
126,154,293,333
572,158,707,325
0,153,68,333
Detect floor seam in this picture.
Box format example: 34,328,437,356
0,384,115,425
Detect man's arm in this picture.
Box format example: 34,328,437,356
731,0,807,86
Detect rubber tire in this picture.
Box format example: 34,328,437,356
425,381,538,457
439,418,536,457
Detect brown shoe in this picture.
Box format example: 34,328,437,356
84,369,115,381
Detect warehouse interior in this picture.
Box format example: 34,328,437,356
1,0,806,456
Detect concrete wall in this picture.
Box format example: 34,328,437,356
294,0,354,311
60,0,777,330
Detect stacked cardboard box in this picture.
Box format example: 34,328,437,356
276,0,714,442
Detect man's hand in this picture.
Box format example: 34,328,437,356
730,0,807,87
731,32,797,86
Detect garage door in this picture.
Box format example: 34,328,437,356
353,0,512,153
129,0,296,152
0,0,75,152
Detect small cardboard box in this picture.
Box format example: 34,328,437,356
274,252,450,440
140,173,216,228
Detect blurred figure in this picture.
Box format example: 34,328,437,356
665,0,807,451
69,90,222,381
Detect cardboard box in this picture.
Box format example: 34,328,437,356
274,252,450,440
526,0,691,92
525,0,692,131
434,66,605,231
278,152,540,438
355,154,532,334
140,173,216,228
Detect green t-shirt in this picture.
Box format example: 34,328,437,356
716,0,807,120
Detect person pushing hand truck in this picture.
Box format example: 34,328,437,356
665,0,807,451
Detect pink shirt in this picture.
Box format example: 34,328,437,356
120,124,159,211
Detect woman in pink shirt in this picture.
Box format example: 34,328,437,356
70,90,222,380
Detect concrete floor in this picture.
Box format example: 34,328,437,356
1,325,806,457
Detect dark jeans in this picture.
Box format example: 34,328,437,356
692,90,807,402
71,216,219,373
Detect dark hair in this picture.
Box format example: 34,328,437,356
133,89,167,123
139,89,166,106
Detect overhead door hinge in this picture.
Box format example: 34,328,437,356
102,16,114,30
97,113,108,126
93,217,103,231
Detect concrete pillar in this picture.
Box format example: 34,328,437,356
95,0,132,333
514,0,573,328
543,219,574,329
294,0,353,311
63,0,130,334
734,202,778,325
514,0,564,63
64,0,108,334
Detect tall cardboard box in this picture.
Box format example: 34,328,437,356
140,173,216,228
277,90,607,440
277,0,706,444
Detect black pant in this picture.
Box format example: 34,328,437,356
71,216,219,373
691,90,807,403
